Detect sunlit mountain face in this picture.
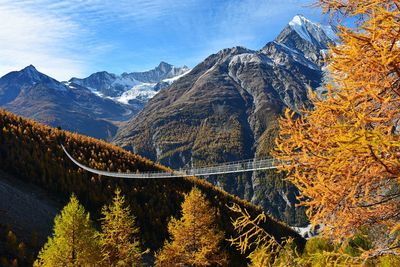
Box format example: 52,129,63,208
114,15,337,226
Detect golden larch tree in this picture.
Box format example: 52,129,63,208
274,0,400,257
99,188,144,266
155,187,228,266
34,194,100,266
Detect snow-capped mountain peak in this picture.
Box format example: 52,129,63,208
288,15,315,43
289,15,311,26
114,68,191,105
288,14,338,45
269,15,338,67
68,62,191,106
116,83,158,105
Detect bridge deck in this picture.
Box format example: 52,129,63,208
62,145,279,179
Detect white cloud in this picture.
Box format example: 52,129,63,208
0,3,92,80
6,0,199,26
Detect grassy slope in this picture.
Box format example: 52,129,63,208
0,109,304,265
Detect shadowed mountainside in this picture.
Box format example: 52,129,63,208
0,109,304,265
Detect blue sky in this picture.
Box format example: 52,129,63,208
0,0,329,80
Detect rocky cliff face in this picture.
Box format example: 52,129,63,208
114,15,337,225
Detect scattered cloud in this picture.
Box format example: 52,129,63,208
5,0,200,26
0,0,202,79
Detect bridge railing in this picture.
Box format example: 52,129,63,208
61,144,281,179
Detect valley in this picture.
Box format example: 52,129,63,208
0,109,303,266
1,0,398,265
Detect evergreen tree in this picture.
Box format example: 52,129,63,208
34,194,100,266
155,187,228,266
99,188,143,266
6,231,17,253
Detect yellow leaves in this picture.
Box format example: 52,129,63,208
390,223,400,234
228,203,271,254
156,188,227,267
99,188,144,266
34,195,101,266
274,0,400,253
228,204,302,267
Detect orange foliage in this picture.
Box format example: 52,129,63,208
274,0,400,252
155,188,228,266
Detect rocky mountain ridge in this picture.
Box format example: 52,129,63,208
0,65,137,139
0,62,189,140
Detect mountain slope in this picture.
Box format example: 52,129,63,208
0,109,304,265
0,62,190,141
113,15,337,225
0,170,60,246
0,66,137,140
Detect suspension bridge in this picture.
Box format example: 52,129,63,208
62,145,280,179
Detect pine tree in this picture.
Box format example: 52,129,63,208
99,188,143,266
34,194,100,266
155,187,228,266
6,231,17,253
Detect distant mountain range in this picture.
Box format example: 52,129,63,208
0,62,189,139
0,14,336,226
69,62,190,103
113,15,337,225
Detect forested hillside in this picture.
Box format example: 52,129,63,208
0,109,303,265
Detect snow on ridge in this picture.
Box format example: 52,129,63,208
113,69,191,105
289,15,314,43
270,42,319,71
63,64,190,105
162,69,191,84
289,15,338,44
114,83,158,104
92,90,105,98
274,41,301,55
112,75,142,88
